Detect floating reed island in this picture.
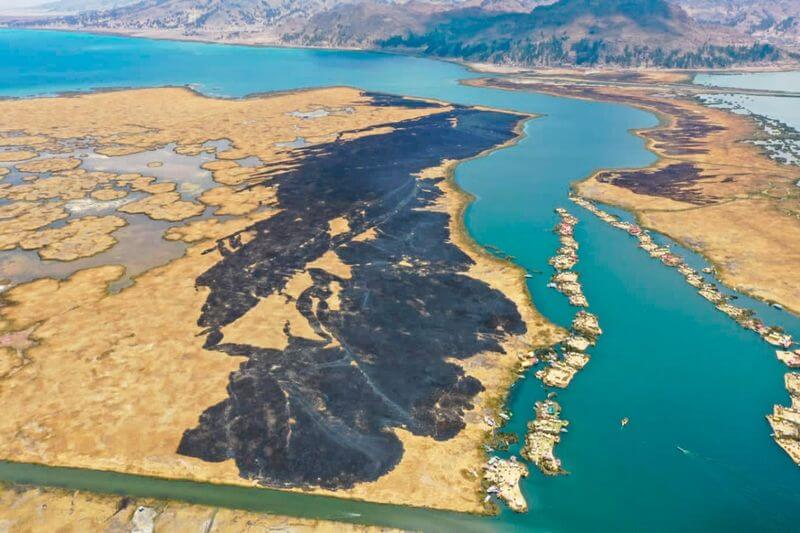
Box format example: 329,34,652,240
482,208,601,512
538,208,602,390
569,194,795,349
767,373,800,466
521,397,569,476
776,350,800,368
516,208,605,481
483,456,529,513
548,208,587,307
570,193,800,466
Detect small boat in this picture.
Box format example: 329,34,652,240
620,417,629,428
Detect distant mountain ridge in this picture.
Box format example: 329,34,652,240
380,0,787,67
17,0,550,42
4,0,798,67
680,0,800,51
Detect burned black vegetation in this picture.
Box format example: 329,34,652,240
485,78,729,205
646,102,724,157
590,98,726,204
595,162,719,205
177,94,527,489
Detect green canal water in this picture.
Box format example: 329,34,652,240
0,30,799,531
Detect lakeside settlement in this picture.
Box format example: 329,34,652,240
485,207,607,512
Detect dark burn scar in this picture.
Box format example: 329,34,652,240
595,162,720,205
177,94,526,489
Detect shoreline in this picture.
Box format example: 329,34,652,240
0,460,481,530
464,74,800,317
2,28,799,530
2,26,799,78
301,111,564,514
0,86,560,517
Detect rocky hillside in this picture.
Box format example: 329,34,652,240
679,0,800,51
34,0,140,13
16,0,548,42
381,0,787,67
37,0,341,40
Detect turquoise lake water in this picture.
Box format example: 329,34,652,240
0,29,799,531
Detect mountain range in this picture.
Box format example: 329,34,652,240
3,0,799,67
379,0,790,67
681,0,800,51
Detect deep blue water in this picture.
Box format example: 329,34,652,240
0,29,798,532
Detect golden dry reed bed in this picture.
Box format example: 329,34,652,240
0,87,558,513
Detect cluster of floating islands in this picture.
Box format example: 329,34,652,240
569,195,792,347
483,401,573,511
570,193,800,466
485,195,800,513
483,208,604,513
525,208,603,475
539,208,602,389
547,209,587,307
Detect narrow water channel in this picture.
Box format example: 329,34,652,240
0,29,798,531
